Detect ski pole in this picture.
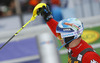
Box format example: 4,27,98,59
0,3,46,50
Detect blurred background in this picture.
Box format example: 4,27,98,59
0,0,100,63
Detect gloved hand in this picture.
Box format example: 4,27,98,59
37,5,53,22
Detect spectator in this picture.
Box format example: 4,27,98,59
51,0,61,6
0,0,15,17
29,0,41,6
5,0,16,16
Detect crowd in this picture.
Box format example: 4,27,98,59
0,0,68,17
0,0,15,17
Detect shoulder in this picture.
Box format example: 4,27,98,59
82,51,100,63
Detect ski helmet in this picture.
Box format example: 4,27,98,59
56,18,84,46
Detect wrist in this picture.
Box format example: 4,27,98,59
44,15,53,22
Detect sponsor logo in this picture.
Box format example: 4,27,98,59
40,40,53,45
90,59,98,63
63,28,71,31
82,30,99,44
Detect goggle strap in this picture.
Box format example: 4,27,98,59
61,28,83,38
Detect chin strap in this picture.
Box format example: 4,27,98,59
57,37,77,51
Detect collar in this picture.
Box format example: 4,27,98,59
68,39,93,57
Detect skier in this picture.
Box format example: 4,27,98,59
37,6,100,63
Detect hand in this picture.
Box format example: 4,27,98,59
37,5,53,22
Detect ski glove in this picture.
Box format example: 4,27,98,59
37,5,53,22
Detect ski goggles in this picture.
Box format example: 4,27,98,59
56,33,63,40
56,32,75,40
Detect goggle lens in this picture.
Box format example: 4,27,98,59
56,33,63,40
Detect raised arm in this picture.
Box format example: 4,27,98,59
37,6,58,37
46,18,58,37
